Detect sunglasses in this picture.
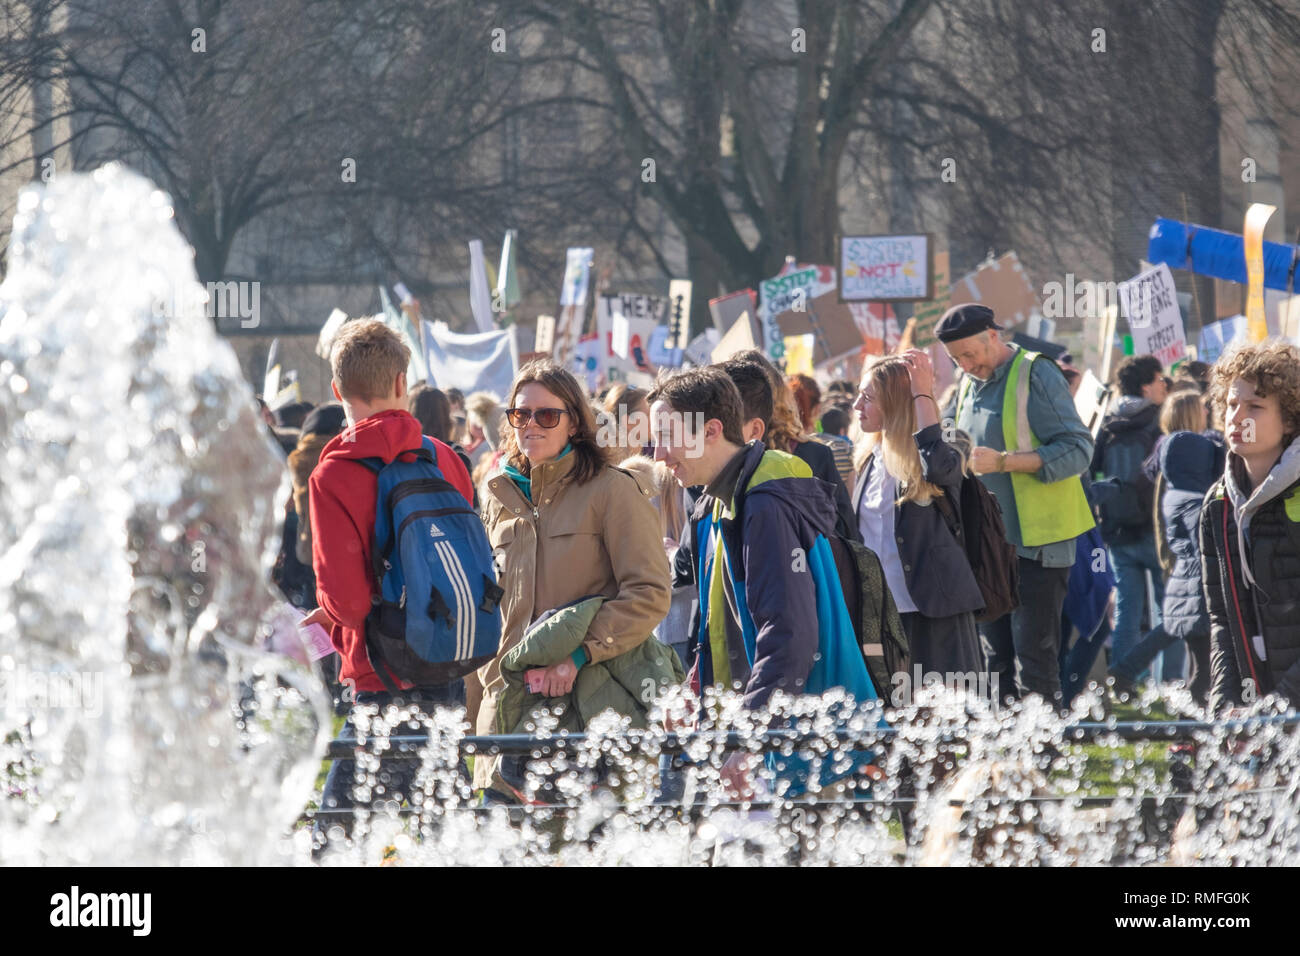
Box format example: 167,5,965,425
506,406,567,428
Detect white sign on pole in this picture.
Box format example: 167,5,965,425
535,314,556,353
612,308,631,359
1118,263,1186,368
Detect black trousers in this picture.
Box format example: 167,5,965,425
979,557,1071,705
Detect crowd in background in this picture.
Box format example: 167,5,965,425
256,310,1300,852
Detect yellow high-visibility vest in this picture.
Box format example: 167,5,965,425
960,349,1095,547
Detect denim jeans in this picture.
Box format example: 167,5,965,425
1109,536,1165,667
313,682,466,854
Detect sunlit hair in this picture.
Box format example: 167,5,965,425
787,373,821,432
500,359,610,484
857,355,944,505
731,349,808,450
1160,387,1206,435
329,318,409,402
1209,340,1300,445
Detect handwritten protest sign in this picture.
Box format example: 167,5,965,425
1118,263,1186,369
840,235,930,301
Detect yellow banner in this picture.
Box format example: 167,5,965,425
1244,202,1276,343
783,334,815,375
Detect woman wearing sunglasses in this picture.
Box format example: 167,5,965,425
471,359,672,797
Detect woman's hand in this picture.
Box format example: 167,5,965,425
539,659,578,697
903,348,935,397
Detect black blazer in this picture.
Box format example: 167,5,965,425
851,423,984,618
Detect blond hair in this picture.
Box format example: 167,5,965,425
1160,387,1206,435
329,319,409,402
858,355,944,505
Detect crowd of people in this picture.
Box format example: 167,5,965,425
258,304,1300,855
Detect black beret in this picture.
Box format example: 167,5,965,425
936,304,1003,343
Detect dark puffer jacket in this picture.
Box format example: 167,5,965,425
1200,437,1300,714
1158,432,1222,640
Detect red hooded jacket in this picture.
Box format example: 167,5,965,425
308,409,474,693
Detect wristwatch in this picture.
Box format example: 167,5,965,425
999,451,1008,472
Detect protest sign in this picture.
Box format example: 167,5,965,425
683,329,720,367
711,314,756,363
534,314,556,353
784,335,815,375
263,338,280,400
1198,314,1246,364
774,290,864,365
560,247,594,307
568,333,603,392
423,320,519,398
759,264,835,361
496,229,521,313
648,325,683,367
666,279,692,350
849,302,899,355
911,250,951,347
1073,369,1109,437
1118,263,1186,368
947,251,1038,327
840,234,930,301
316,308,349,359
555,247,594,362
596,295,659,376
709,289,758,335
1244,202,1276,343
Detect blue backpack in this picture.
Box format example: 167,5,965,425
358,439,503,691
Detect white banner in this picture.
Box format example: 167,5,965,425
422,320,519,398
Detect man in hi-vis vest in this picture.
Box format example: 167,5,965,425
938,304,1095,705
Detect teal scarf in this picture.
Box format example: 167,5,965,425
503,443,572,502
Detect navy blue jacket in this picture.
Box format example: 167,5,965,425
688,441,845,709
1158,431,1221,641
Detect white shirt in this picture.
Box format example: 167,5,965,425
857,447,918,614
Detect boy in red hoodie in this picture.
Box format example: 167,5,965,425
304,319,474,857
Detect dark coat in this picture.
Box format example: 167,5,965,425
793,438,862,543
1091,397,1162,545
1157,431,1220,641
851,423,984,619
688,441,845,709
1200,440,1300,714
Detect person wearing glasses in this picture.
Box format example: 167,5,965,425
470,359,672,798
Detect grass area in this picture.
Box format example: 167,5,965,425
1062,699,1178,796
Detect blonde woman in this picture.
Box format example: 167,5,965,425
852,349,985,675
